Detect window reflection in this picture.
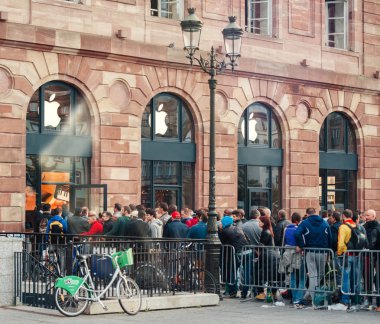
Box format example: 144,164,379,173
320,112,356,154
75,93,91,136
44,85,71,132
141,105,151,139
155,96,178,139
143,93,193,142
154,161,179,185
248,166,270,187
26,82,90,136
328,113,344,151
239,103,278,147
26,92,39,132
319,168,357,212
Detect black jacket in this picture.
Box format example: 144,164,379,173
102,219,114,235
364,220,380,250
219,225,249,253
330,221,342,252
260,229,275,247
274,219,291,246
124,219,151,238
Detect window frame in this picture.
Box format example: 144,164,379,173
246,0,273,36
150,0,184,20
325,0,349,50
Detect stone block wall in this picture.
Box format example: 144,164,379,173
0,236,23,306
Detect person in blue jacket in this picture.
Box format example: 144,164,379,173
294,207,332,308
45,207,68,242
187,212,208,239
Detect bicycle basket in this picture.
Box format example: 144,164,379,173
112,249,134,269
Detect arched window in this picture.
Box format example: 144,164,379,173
141,93,195,209
319,112,357,212
237,102,282,215
26,82,93,226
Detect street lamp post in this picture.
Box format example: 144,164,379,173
180,8,243,292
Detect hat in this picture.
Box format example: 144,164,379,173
171,211,181,219
130,210,138,218
221,216,233,229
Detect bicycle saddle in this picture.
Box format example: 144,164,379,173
77,254,91,261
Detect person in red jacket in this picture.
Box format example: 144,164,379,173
81,212,103,237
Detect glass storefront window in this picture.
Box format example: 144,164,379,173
141,93,195,210
154,95,178,139
43,85,71,133
238,102,282,216
319,112,356,153
142,160,194,209
154,161,179,185
247,166,270,188
26,82,92,223
319,112,357,212
26,92,40,133
182,162,194,208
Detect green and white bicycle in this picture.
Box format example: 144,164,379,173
54,249,141,317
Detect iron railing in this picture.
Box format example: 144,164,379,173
7,233,213,309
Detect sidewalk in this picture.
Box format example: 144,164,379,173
1,298,379,324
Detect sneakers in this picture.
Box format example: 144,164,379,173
255,292,266,300
294,298,312,309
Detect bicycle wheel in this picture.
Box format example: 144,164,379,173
54,286,89,317
192,269,217,294
117,276,142,315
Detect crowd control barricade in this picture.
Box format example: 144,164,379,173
220,245,237,285
341,249,380,304
9,232,211,309
240,245,336,307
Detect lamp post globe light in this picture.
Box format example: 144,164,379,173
181,8,243,293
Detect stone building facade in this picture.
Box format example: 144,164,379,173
0,0,379,231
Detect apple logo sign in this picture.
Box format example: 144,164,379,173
155,103,168,135
241,112,258,142
44,93,61,128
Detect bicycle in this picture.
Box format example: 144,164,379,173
54,248,141,317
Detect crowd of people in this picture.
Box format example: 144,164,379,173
33,202,209,240
33,202,380,312
218,206,380,312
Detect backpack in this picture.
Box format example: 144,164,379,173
345,223,367,250
49,220,64,244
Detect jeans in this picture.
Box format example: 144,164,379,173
306,251,326,303
341,255,361,305
241,251,253,296
333,254,342,288
226,254,241,295
290,260,305,303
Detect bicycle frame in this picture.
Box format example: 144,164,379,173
55,255,122,310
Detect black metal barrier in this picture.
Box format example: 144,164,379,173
8,233,215,309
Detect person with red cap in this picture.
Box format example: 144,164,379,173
163,211,189,238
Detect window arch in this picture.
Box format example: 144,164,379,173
319,112,357,212
237,102,282,216
141,93,195,209
25,81,92,227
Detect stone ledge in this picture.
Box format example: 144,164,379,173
85,293,220,315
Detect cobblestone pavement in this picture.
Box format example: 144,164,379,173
1,298,379,324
